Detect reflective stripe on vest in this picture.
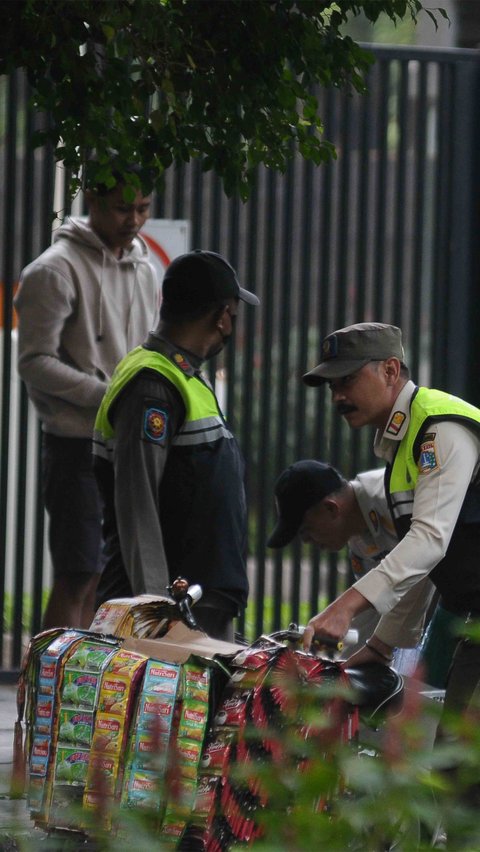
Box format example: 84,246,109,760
174,415,231,446
389,386,480,528
93,346,230,461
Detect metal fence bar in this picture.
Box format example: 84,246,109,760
371,58,390,320
430,62,453,393
236,178,259,639
13,78,36,663
253,169,277,638
392,59,408,327
270,156,295,630
1,71,21,667
444,59,480,403
409,59,428,378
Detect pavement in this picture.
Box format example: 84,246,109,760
0,683,37,846
0,684,102,850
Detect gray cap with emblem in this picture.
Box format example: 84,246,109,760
303,322,405,386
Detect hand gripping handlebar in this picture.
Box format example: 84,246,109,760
269,623,359,653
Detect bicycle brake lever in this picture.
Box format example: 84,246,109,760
167,578,203,630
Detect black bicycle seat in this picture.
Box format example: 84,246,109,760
343,661,404,717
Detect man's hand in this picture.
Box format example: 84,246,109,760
302,588,372,652
302,603,352,652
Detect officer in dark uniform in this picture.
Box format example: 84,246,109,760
93,250,260,640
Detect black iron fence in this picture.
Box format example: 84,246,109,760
1,44,479,674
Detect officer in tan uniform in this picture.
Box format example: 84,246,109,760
267,459,434,655
302,322,480,720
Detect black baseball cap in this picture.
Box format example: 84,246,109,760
267,460,347,548
303,322,404,386
162,250,260,307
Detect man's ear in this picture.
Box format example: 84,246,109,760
323,497,340,518
214,304,229,329
384,357,401,384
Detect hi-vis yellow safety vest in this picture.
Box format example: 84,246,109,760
94,346,232,461
386,386,480,614
387,386,480,533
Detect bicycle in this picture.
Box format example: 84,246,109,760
178,615,409,851
136,582,442,850
16,581,438,850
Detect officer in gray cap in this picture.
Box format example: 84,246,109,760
302,321,480,724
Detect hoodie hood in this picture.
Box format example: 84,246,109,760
53,217,152,265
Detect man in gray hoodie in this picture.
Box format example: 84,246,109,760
14,169,161,630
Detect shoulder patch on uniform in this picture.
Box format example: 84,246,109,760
143,405,169,444
418,437,439,474
385,411,406,436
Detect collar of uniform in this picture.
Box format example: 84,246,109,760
145,332,201,377
351,469,384,540
374,380,416,459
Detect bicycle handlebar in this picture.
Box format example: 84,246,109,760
164,585,359,654
269,624,359,653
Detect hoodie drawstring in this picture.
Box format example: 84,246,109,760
96,250,106,342
96,250,143,346
126,264,140,350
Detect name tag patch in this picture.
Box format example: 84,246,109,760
386,411,406,436
173,352,190,371
418,438,438,474
143,406,169,444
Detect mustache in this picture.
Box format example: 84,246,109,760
337,403,357,416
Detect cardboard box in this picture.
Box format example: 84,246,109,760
122,622,245,664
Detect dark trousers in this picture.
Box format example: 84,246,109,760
42,434,105,577
443,635,480,717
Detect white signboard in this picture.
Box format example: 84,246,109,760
140,219,190,281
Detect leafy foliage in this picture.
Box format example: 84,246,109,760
0,0,438,199
5,664,480,850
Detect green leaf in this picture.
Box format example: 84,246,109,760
102,24,116,42
121,183,138,203
1,0,436,202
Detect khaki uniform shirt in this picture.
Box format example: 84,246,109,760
353,381,480,648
